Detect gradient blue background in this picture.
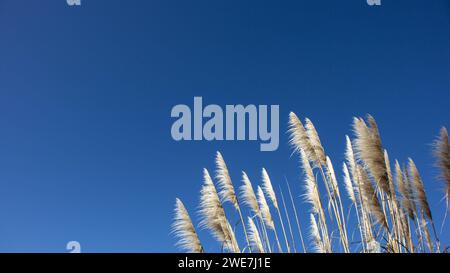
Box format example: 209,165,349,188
0,0,449,252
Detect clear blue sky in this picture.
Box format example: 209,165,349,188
0,0,449,252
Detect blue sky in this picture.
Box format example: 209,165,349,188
0,0,449,252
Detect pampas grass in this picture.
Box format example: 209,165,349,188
343,163,356,204
247,217,264,253
172,113,448,253
258,185,282,252
396,161,415,220
172,198,203,253
292,116,348,252
300,149,322,215
240,171,260,216
353,116,390,195
358,165,388,230
261,168,278,210
215,152,238,208
305,118,326,166
240,172,272,252
262,168,291,252
257,185,274,231
345,135,358,182
309,214,325,253
199,168,240,253
288,112,319,167
434,127,450,205
434,127,450,234
215,152,251,249
408,159,432,222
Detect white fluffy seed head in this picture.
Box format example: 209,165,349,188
353,116,390,195
326,156,340,197
408,158,432,221
343,163,356,203
247,217,264,253
215,151,238,209
199,168,240,253
309,214,324,253
262,168,278,209
172,198,203,253
288,112,320,167
300,149,321,214
240,171,260,216
345,135,357,181
305,118,326,166
257,186,274,230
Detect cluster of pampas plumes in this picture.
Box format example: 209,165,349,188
173,114,448,253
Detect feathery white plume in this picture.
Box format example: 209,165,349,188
309,214,324,253
384,150,396,200
288,112,319,167
240,171,260,216
172,198,203,253
353,116,390,195
433,127,450,200
395,160,413,219
199,168,240,253
343,163,356,203
408,158,432,221
215,151,239,209
358,165,388,230
305,118,326,166
345,135,357,181
257,186,274,230
326,156,340,197
262,168,278,209
247,217,265,253
300,149,321,214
